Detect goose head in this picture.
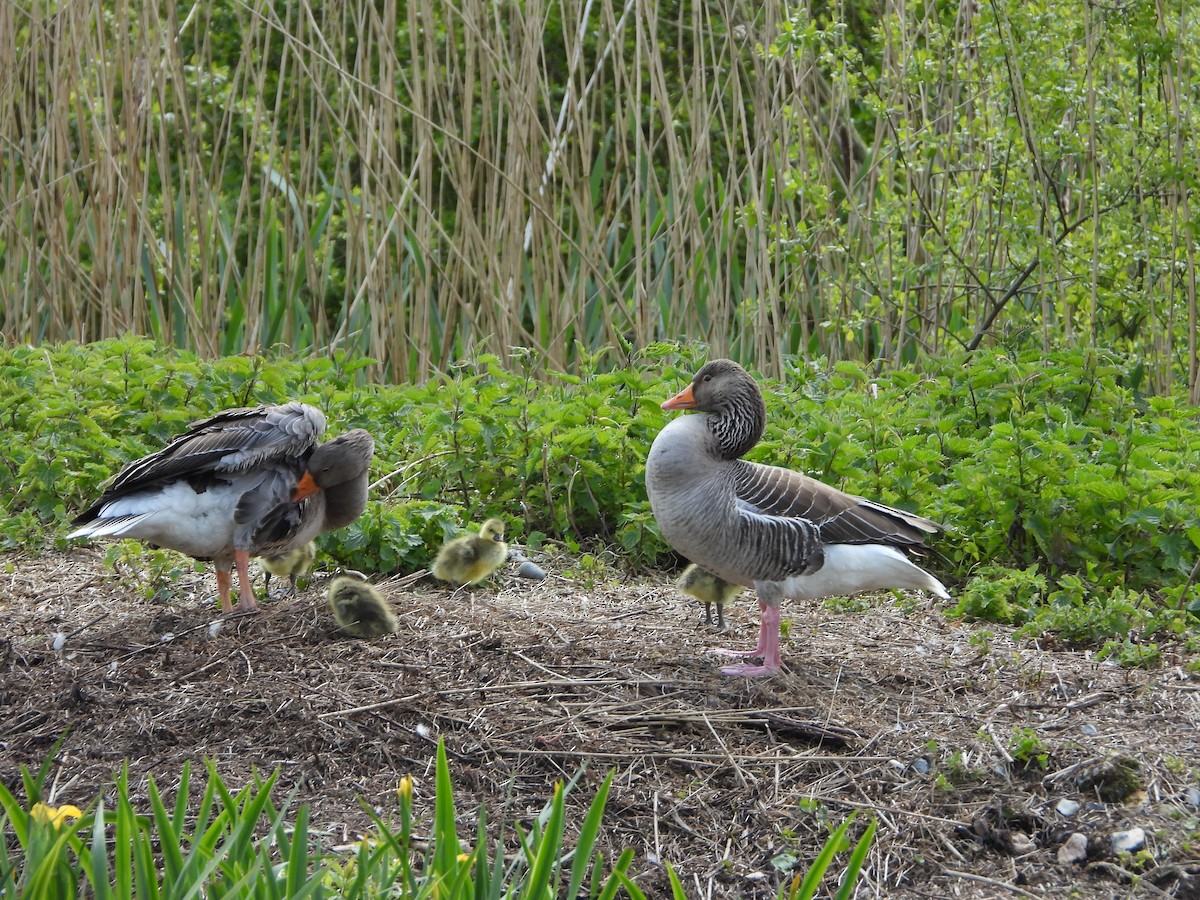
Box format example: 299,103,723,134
479,518,506,543
293,429,375,502
662,359,765,460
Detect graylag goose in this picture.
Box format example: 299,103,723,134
261,541,317,596
677,564,741,628
431,518,508,586
69,403,374,614
646,359,949,676
328,576,397,637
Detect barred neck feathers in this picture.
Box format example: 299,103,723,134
692,360,766,460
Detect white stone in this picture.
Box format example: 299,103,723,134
1057,832,1088,865
1055,798,1081,817
1111,828,1146,854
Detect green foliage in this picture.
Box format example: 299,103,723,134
1007,728,1049,771
951,566,1047,626
766,0,1199,378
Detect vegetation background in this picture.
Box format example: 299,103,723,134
1,0,1196,388
2,1,1200,895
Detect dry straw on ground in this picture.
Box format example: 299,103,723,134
2,547,1198,898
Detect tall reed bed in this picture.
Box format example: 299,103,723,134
0,0,1195,387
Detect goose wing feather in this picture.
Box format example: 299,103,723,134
101,403,325,498
734,459,939,550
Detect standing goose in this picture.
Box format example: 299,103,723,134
646,359,949,676
69,402,374,614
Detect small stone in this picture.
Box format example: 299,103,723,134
207,621,223,638
1081,724,1098,736
1111,828,1145,854
1185,787,1200,808
51,632,67,651
912,757,931,775
1058,832,1088,865
1010,832,1037,856
517,560,547,580
1055,798,1081,817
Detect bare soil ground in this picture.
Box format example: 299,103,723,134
3,548,1199,899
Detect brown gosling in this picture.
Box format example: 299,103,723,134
261,541,317,597
328,576,397,637
431,518,508,587
676,564,742,628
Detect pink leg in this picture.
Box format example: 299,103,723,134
719,603,783,677
232,550,260,613
216,568,234,614
709,599,771,658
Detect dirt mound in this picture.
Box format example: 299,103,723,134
3,549,1198,898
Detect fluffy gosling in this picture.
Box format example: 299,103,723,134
261,541,317,597
431,518,508,587
328,576,397,637
677,564,742,628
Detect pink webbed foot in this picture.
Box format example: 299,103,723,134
712,599,783,676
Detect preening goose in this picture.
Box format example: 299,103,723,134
261,541,317,597
645,359,949,676
69,402,374,614
328,576,397,637
677,564,741,628
431,518,508,586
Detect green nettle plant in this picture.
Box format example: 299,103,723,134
2,337,1199,655
0,741,874,899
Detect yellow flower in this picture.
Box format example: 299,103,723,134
30,803,82,828
457,852,471,864
396,775,413,802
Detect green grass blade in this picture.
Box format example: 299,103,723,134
565,770,613,900
615,868,648,900
432,738,462,879
595,848,635,900
664,862,690,900
832,818,877,900
147,773,185,885
790,815,855,900
523,782,565,898
82,799,112,900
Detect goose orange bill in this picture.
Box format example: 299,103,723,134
293,471,320,501
661,383,697,410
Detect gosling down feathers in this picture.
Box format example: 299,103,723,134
328,577,397,637
677,564,742,628
69,402,374,614
261,541,317,597
432,518,508,586
645,359,949,676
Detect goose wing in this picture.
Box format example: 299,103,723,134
101,403,325,498
733,460,938,567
